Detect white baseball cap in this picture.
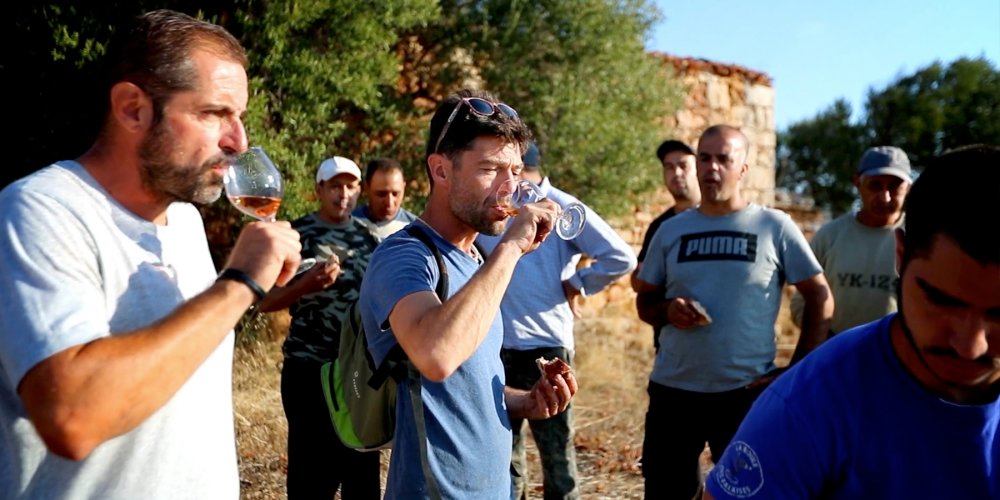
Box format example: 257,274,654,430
316,156,361,183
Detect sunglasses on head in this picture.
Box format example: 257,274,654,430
433,97,519,154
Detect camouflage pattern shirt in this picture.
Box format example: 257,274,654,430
282,213,380,364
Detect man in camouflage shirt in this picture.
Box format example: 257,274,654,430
259,156,381,499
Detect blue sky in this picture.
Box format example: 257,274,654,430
647,0,1000,130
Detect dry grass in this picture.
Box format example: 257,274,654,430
233,324,288,498
233,282,800,499
562,299,650,499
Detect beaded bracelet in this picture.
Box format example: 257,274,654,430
216,268,267,303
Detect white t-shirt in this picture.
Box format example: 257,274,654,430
0,162,238,499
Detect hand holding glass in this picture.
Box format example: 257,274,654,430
495,179,586,239
223,147,315,273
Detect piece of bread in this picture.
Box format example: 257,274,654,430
536,357,571,379
316,243,351,264
689,300,713,325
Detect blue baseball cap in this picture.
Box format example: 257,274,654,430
522,142,541,169
858,146,912,182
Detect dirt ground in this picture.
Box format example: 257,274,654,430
233,280,800,499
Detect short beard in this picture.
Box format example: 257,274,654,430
448,187,505,236
451,196,505,235
139,121,227,205
479,218,508,236
669,185,691,201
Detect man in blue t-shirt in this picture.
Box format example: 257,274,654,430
478,142,637,499
635,125,834,500
359,89,578,499
706,145,1000,499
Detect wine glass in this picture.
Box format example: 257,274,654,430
224,147,316,273
224,147,283,222
495,179,587,239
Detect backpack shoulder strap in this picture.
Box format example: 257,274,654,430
368,224,449,388
401,223,447,500
407,362,443,499
403,224,449,300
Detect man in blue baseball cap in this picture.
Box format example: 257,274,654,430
792,145,912,335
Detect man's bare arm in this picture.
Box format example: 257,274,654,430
789,273,834,365
636,279,712,331
629,263,645,292
389,202,557,382
18,222,301,460
635,279,669,327
389,240,523,382
258,258,340,312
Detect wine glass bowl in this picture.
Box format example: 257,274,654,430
222,147,317,275
495,179,587,240
224,147,283,222
555,204,586,239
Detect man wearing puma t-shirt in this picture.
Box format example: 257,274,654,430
634,125,833,500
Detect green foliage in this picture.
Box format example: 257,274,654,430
7,0,681,222
779,56,1000,216
410,0,683,216
6,1,241,186
777,100,867,215
866,56,1000,165
233,0,439,220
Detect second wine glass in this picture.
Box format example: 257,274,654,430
495,179,587,240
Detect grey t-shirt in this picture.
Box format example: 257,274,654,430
790,212,900,334
638,204,822,392
0,162,238,499
352,205,417,239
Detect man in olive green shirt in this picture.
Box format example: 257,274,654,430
792,146,911,334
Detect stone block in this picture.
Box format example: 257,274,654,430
745,84,774,107
706,79,731,110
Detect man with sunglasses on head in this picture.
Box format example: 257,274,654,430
705,145,999,499
478,141,636,499
358,89,578,499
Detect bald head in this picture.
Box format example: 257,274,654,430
698,125,748,164
696,124,751,214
